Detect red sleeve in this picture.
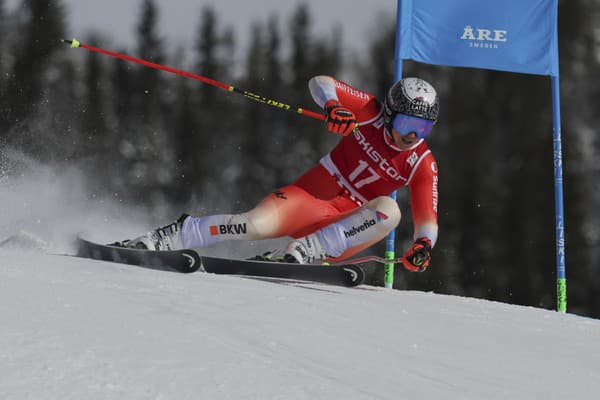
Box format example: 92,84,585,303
331,78,380,122
309,75,380,122
408,153,439,246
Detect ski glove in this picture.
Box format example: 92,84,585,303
324,100,358,136
402,238,432,272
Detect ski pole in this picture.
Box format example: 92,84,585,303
62,38,327,122
330,255,405,266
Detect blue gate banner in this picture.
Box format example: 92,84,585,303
399,0,559,76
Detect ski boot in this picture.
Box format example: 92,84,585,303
283,234,329,264
125,214,189,251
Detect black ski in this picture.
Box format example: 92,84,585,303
76,237,201,273
76,237,365,287
200,256,365,287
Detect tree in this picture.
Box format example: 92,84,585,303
289,4,312,101
236,22,270,201
0,0,5,80
285,4,327,180
135,0,164,123
79,38,109,159
265,15,283,99
0,0,6,124
179,5,239,206
120,0,172,205
262,15,290,189
195,6,221,109
236,15,290,204
356,15,396,98
35,53,82,165
110,53,135,129
0,0,65,141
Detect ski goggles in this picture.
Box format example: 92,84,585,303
389,113,434,139
383,98,436,139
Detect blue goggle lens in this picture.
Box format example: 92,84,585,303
391,113,434,139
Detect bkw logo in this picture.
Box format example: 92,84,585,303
210,224,247,236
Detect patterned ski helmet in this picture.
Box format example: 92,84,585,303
385,77,439,121
383,77,439,138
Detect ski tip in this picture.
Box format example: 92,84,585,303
343,264,366,287
181,250,202,273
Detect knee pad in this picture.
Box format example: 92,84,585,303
365,196,401,228
316,198,400,257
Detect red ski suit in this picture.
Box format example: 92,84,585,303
256,77,439,250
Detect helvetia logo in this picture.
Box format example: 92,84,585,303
210,223,248,236
376,211,389,222
460,25,507,49
344,219,376,238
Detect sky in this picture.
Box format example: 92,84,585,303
8,0,395,52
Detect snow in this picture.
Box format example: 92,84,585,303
2,162,600,399
1,246,600,400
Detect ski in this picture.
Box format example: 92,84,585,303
75,237,365,287
200,256,365,287
76,237,201,273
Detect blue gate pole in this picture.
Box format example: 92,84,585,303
551,74,567,312
384,0,405,289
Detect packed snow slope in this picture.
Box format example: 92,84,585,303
1,247,599,400
1,160,599,399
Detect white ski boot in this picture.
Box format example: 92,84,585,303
127,214,189,251
283,234,328,264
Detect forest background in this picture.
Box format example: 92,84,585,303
1,0,599,317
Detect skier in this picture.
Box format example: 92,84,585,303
126,76,440,272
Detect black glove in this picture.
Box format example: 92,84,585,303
324,100,358,136
402,238,432,272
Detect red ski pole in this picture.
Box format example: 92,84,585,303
62,38,327,122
